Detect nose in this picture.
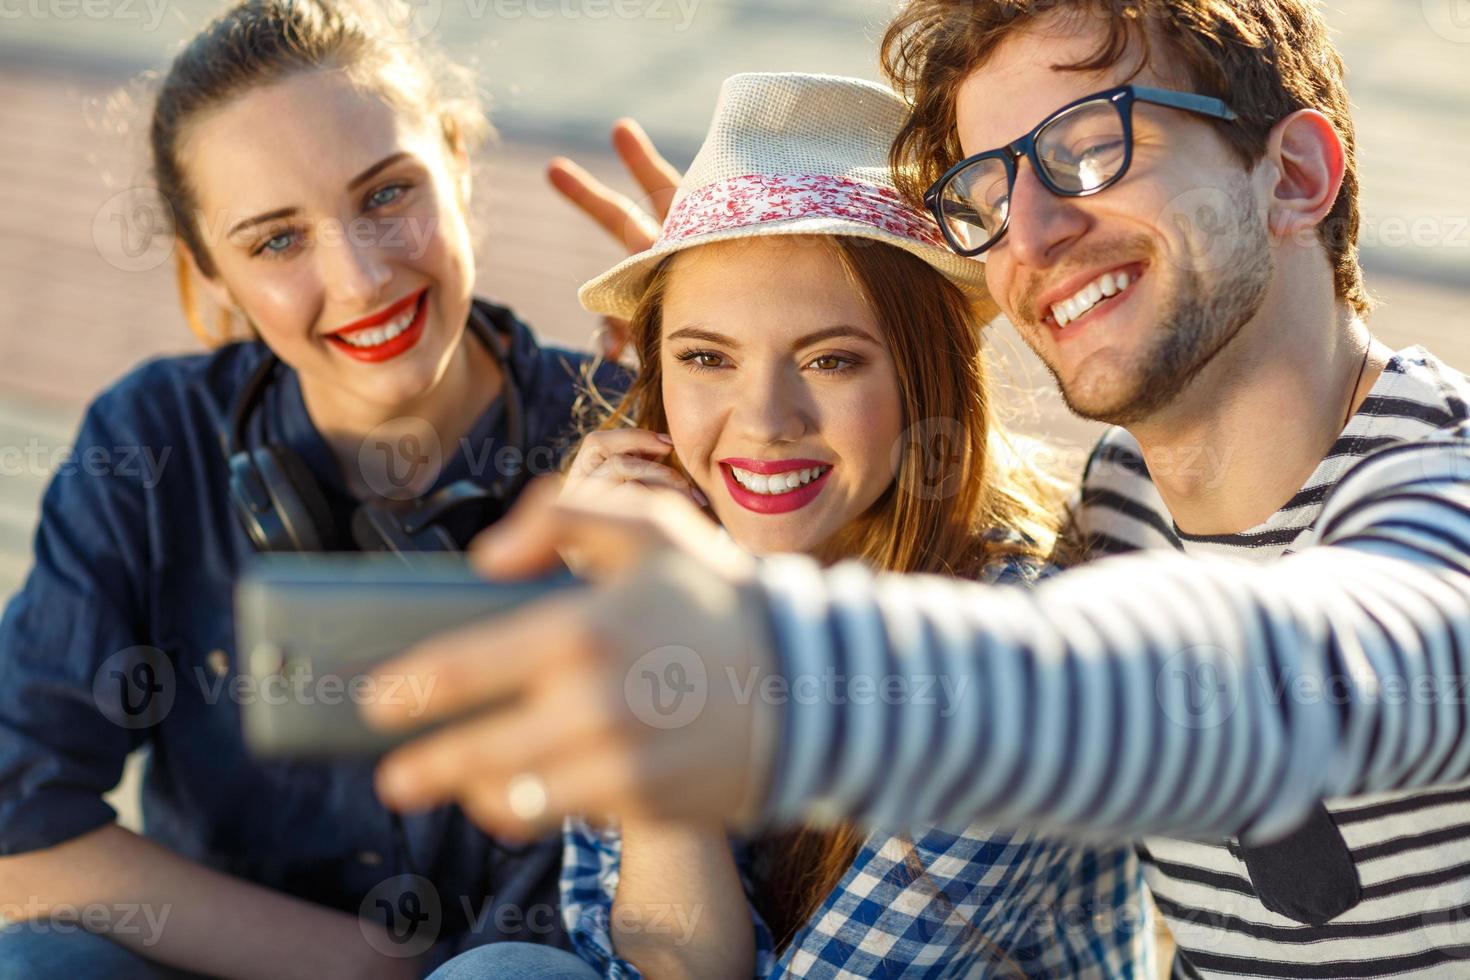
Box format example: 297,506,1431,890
320,220,393,310
731,363,812,446
998,157,1089,269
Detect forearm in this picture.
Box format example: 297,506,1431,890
0,823,417,980
611,819,754,980
757,525,1470,843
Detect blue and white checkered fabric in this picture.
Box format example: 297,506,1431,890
559,817,1153,978
558,558,1155,978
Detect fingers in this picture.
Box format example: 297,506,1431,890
468,477,569,580
360,588,589,732
568,429,674,477
546,156,660,254
591,461,709,508
584,454,691,490
610,118,681,222
455,741,647,840
374,675,617,814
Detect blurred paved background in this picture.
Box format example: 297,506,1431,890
0,2,1466,966
2,0,1468,598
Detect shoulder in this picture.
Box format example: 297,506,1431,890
1081,425,1150,491
972,530,1058,586
1378,345,1470,427
484,299,631,398
1327,346,1470,502
80,343,270,444
1075,426,1179,555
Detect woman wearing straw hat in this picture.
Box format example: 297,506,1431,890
424,72,1153,980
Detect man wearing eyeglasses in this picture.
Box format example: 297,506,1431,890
363,3,1470,978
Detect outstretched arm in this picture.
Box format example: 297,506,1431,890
367,433,1470,845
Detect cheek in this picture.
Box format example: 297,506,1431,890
660,374,721,473
226,266,320,356
823,370,904,494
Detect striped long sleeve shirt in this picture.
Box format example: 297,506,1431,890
754,346,1470,978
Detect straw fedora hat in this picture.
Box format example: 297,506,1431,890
578,72,992,320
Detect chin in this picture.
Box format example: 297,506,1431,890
348,363,442,412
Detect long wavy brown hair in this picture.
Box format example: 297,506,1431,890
588,234,1072,952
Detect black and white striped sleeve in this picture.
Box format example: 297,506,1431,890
753,433,1470,844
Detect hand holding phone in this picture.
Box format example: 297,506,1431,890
235,554,574,759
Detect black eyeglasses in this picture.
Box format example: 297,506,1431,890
924,85,1238,257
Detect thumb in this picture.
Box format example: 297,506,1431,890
469,477,568,579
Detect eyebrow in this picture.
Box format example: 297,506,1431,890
226,151,414,239
665,324,882,351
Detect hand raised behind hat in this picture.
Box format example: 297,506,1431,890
549,118,681,358
548,118,679,253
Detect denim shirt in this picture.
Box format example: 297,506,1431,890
0,299,623,957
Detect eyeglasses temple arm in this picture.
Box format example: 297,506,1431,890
1131,85,1238,121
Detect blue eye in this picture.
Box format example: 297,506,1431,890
367,183,409,209
254,230,297,257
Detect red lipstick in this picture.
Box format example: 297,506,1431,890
325,288,429,363
719,458,833,515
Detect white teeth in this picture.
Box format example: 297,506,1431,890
729,465,828,496
1049,268,1138,328
336,302,419,348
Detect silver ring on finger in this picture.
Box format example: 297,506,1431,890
506,771,550,823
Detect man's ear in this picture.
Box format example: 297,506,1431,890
1262,108,1345,241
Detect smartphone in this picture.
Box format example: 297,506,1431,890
235,554,575,760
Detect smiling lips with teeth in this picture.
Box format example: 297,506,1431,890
1043,263,1146,331
720,458,833,515
325,287,429,363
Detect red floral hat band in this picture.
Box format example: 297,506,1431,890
659,173,948,251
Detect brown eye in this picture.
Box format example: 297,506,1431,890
808,354,857,374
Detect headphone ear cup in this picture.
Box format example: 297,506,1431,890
351,502,459,553
350,503,415,554
254,446,335,552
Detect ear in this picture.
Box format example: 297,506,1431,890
442,115,473,209
1261,109,1345,241
178,242,236,310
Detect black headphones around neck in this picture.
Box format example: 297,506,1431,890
226,303,528,556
